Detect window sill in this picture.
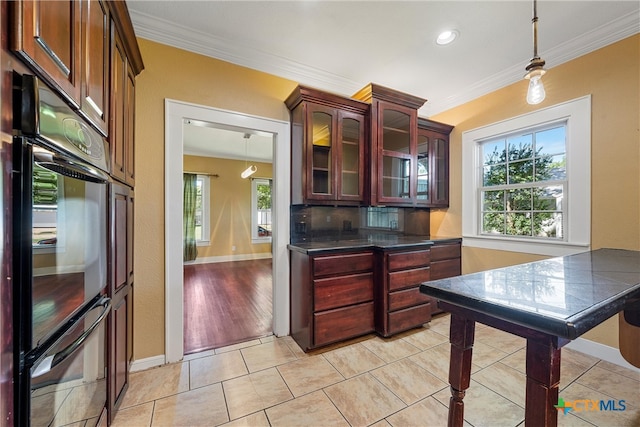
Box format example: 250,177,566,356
462,235,590,257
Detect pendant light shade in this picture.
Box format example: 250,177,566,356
241,165,257,179
524,0,547,105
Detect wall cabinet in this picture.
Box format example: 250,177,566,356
12,0,111,135
353,84,428,207
12,0,83,108
376,247,432,336
417,118,454,207
109,20,137,186
80,0,110,135
290,250,375,350
108,182,134,421
286,86,369,205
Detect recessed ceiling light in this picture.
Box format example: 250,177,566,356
436,30,459,45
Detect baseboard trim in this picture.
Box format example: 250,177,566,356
565,338,640,373
130,355,166,373
184,252,272,265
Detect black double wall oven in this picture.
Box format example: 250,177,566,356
12,74,112,426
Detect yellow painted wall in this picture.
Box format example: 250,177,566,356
134,38,296,359
183,155,273,258
133,35,638,360
430,34,640,348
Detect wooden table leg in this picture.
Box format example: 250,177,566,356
447,313,475,427
525,337,561,427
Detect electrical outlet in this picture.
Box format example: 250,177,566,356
232,245,236,251
326,215,331,223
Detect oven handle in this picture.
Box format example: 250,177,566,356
31,296,111,378
33,148,110,184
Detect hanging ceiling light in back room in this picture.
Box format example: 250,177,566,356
241,133,257,179
524,0,547,105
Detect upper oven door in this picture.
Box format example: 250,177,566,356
28,141,110,349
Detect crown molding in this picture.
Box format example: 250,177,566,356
131,9,639,117
129,10,361,96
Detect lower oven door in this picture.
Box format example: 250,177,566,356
28,295,111,427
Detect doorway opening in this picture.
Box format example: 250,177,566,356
182,123,274,354
165,99,290,363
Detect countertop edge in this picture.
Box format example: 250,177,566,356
288,236,461,255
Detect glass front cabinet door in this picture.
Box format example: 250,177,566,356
378,102,415,204
417,118,454,207
286,86,368,205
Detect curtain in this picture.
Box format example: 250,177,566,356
183,173,198,262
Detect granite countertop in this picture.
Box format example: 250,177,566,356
288,235,462,254
420,248,640,339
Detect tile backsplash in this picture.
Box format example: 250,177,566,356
290,206,430,243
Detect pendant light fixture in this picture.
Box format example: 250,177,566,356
240,133,257,179
524,0,546,105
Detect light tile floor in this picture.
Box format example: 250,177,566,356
113,314,640,426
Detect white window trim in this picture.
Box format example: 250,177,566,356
196,174,210,246
251,178,272,244
462,96,591,257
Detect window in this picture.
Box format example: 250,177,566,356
481,125,565,239
462,96,591,256
195,175,210,246
252,178,272,243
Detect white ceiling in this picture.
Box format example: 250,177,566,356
128,0,640,162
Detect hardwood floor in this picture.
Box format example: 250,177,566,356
183,259,272,354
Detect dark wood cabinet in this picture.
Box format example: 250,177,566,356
417,118,454,207
109,22,127,183
124,66,136,185
12,0,83,106
376,247,433,336
80,0,109,135
108,182,134,421
353,84,428,207
428,241,462,314
290,250,375,350
286,86,368,205
109,26,136,186
12,0,111,135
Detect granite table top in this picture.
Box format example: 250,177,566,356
420,248,640,339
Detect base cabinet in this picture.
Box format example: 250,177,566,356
376,247,432,337
108,183,134,422
290,239,461,351
428,242,462,315
290,250,375,351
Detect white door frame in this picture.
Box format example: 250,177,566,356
164,99,290,363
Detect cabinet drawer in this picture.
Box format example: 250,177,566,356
388,267,430,291
314,273,374,311
430,244,461,261
387,303,431,335
388,286,431,311
430,259,461,280
388,250,430,271
313,252,373,277
314,302,374,346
